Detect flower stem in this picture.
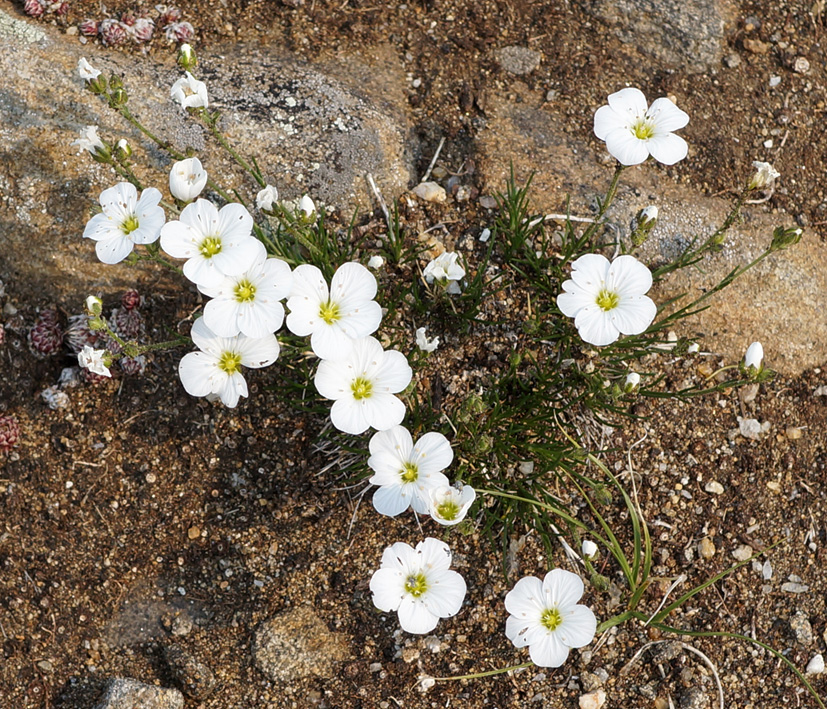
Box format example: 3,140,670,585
432,662,534,682
581,163,625,245
202,112,265,188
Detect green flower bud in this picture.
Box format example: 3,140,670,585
630,205,658,246
770,225,802,252
177,43,198,72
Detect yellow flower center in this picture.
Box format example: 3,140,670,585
541,607,563,631
234,279,256,303
400,462,419,484
595,288,619,312
351,377,373,400
404,573,428,598
436,499,461,521
121,214,140,235
631,117,656,140
218,351,242,374
199,236,223,258
319,299,340,325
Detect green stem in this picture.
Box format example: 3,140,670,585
580,163,625,245
203,114,265,188
432,662,534,682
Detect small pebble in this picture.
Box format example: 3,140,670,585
699,537,716,559
806,654,825,675
479,228,491,242
579,689,606,709
413,182,447,203
724,53,741,68
704,481,724,495
762,560,773,580
479,195,497,209
785,426,803,440
781,581,809,593
496,46,541,75
732,544,753,561
188,527,201,540
793,57,810,73
769,75,782,87
790,611,814,646
455,185,471,202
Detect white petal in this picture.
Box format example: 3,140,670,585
609,296,657,336
238,334,280,368
606,255,653,296
372,484,411,517
569,254,610,292
370,567,405,612
647,97,689,132
365,393,406,431
211,238,262,278
397,598,439,634
178,351,218,397
604,128,649,166
416,538,453,573
314,359,350,400
557,287,596,318
160,221,200,258
505,576,546,619
95,235,134,265
217,202,254,242
528,631,571,668
203,297,242,337
216,371,248,408
558,605,597,649
411,432,453,475
421,569,466,617
593,104,623,140
310,324,355,361
607,87,648,117
543,569,585,609
574,307,620,347
372,350,412,393
330,397,371,435
330,261,377,302
645,133,688,165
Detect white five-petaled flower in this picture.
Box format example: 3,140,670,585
314,336,412,435
77,57,101,81
169,157,208,202
429,483,476,526
505,568,597,668
83,182,165,265
423,252,465,294
78,346,111,378
170,71,209,109
744,341,763,371
593,87,689,166
749,161,780,191
415,326,439,353
286,262,382,360
178,317,280,408
72,125,106,156
557,254,657,347
199,241,293,339
256,184,279,212
160,199,260,288
367,426,453,517
370,537,467,635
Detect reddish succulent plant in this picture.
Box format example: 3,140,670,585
28,308,64,357
0,415,20,454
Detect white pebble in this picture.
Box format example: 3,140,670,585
806,654,825,674
579,689,607,709
704,481,724,495
413,181,447,203
732,545,753,561
769,75,782,87
479,228,491,242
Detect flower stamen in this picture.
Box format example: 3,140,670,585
218,351,242,374
199,236,223,258
595,288,620,312
404,572,428,598
631,117,655,140
540,607,563,631
400,461,419,483
234,279,256,303
351,376,373,400
318,299,340,325
436,500,461,520
121,214,140,235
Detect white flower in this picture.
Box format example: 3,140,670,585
687,343,700,354
505,569,597,668
581,540,598,561
256,184,279,212
286,262,382,360
72,125,106,156
640,205,658,222
429,483,476,526
370,538,467,634
160,199,260,289
77,57,100,81
169,157,208,202
78,346,111,378
624,372,641,393
170,71,209,109
83,182,165,265
178,317,279,408
744,341,763,371
299,194,316,218
199,242,293,339
368,255,385,270
85,295,103,315
314,336,412,435
367,426,453,517
415,327,439,353
749,161,780,191
423,252,465,294
557,254,657,346
593,88,689,166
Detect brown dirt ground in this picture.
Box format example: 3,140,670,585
3,0,827,707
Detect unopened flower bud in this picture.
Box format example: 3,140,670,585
593,484,613,506
582,540,599,561
255,184,279,212
589,572,610,592
88,316,107,331
114,139,132,161
623,371,641,394
770,225,802,252
630,205,658,246
85,295,103,316
299,194,316,220
177,43,197,72
748,161,780,191
743,341,763,374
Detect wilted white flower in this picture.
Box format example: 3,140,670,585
160,199,260,288
286,262,382,360
77,57,100,81
593,88,689,166
423,252,465,294
687,343,700,354
640,205,658,222
367,426,452,517
178,317,280,408
429,483,476,526
749,161,780,191
557,254,657,347
78,346,111,378
415,327,439,353
85,295,103,316
299,194,316,219
368,255,385,270
169,157,208,202
314,336,412,435
72,125,106,157
170,71,209,109
199,242,293,339
744,341,763,372
83,182,165,265
505,569,597,668
370,538,467,634
581,540,598,561
256,184,279,212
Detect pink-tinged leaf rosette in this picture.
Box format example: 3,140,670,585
314,336,411,435
160,199,260,289
370,538,467,634
593,88,689,166
557,254,656,347
83,182,165,265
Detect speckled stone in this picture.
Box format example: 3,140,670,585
94,678,183,709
